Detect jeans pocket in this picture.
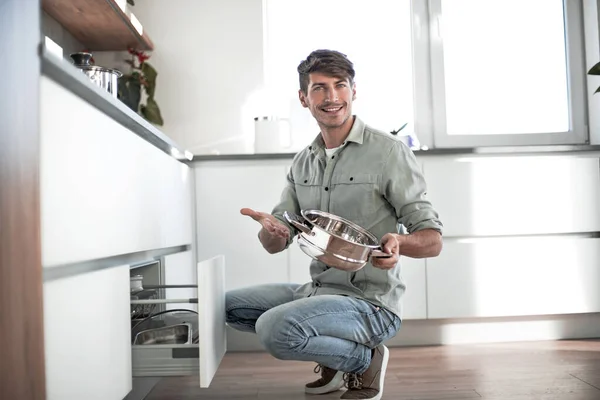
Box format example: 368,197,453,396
368,311,401,347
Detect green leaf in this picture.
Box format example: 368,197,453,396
588,61,600,75
142,62,158,98
141,97,164,126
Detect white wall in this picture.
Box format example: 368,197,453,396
96,0,266,155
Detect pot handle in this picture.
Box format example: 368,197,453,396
283,211,313,236
371,247,393,258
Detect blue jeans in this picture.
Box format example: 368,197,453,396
225,283,401,374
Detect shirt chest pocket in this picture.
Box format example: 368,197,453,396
295,175,323,212
328,173,381,224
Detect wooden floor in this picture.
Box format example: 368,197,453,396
146,339,600,400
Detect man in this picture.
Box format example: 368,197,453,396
227,49,443,400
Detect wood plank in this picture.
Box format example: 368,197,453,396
145,339,600,399
0,1,45,399
41,0,154,51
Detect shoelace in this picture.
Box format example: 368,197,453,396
313,364,324,374
343,372,363,390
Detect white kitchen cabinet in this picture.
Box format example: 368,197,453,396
420,155,600,237
131,255,226,388
426,237,600,319
194,160,291,290
400,257,427,319
43,265,132,400
288,237,313,284
40,76,194,268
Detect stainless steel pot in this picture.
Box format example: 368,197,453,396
70,52,122,98
283,209,392,272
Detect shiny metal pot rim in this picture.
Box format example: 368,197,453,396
284,209,391,271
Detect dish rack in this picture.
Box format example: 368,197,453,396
130,284,200,345
130,288,159,321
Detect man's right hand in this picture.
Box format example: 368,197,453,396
240,208,291,240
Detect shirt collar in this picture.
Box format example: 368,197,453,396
308,115,365,155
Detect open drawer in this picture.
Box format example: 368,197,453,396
129,255,226,388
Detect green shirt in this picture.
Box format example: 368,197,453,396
272,116,443,319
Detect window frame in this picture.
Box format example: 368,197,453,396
419,0,588,148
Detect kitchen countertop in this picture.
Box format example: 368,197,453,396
40,46,193,162
191,144,600,162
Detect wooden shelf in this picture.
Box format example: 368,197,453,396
41,0,154,51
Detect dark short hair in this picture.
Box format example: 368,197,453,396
297,49,355,93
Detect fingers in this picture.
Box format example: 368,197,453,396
371,253,399,270
240,208,262,221
380,233,399,254
263,219,290,239
372,234,399,270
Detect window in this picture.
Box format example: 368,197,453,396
263,0,589,148
429,0,586,146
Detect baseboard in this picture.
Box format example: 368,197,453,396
225,312,600,352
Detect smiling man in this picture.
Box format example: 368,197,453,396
228,49,444,400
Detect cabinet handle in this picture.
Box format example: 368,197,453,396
130,298,198,304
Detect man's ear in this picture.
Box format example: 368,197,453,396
298,90,308,108
352,83,357,101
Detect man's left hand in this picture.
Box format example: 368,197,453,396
371,233,400,270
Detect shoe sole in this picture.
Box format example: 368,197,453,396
304,370,345,395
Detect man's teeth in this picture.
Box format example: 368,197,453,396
324,107,342,112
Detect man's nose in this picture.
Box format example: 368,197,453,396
325,88,339,103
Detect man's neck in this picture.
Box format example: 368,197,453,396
319,116,355,149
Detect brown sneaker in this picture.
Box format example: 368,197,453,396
305,363,345,394
340,344,389,400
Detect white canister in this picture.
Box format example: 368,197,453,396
254,117,292,153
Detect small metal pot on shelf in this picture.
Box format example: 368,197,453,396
69,52,122,98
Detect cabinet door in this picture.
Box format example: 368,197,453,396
197,255,227,387
401,257,427,320
426,237,600,319
40,77,193,268
43,265,132,400
194,161,290,290
288,237,312,284
421,155,600,237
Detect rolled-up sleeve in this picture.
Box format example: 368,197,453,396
381,142,443,235
270,166,301,249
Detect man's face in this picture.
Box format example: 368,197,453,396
299,72,356,129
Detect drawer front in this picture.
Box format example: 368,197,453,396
422,155,600,237
132,345,199,377
44,265,132,400
426,237,600,319
40,76,193,268
131,255,226,388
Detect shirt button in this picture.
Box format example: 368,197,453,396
304,179,308,183
350,177,354,181
325,187,329,191
315,281,321,287
309,146,313,150
331,156,335,159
